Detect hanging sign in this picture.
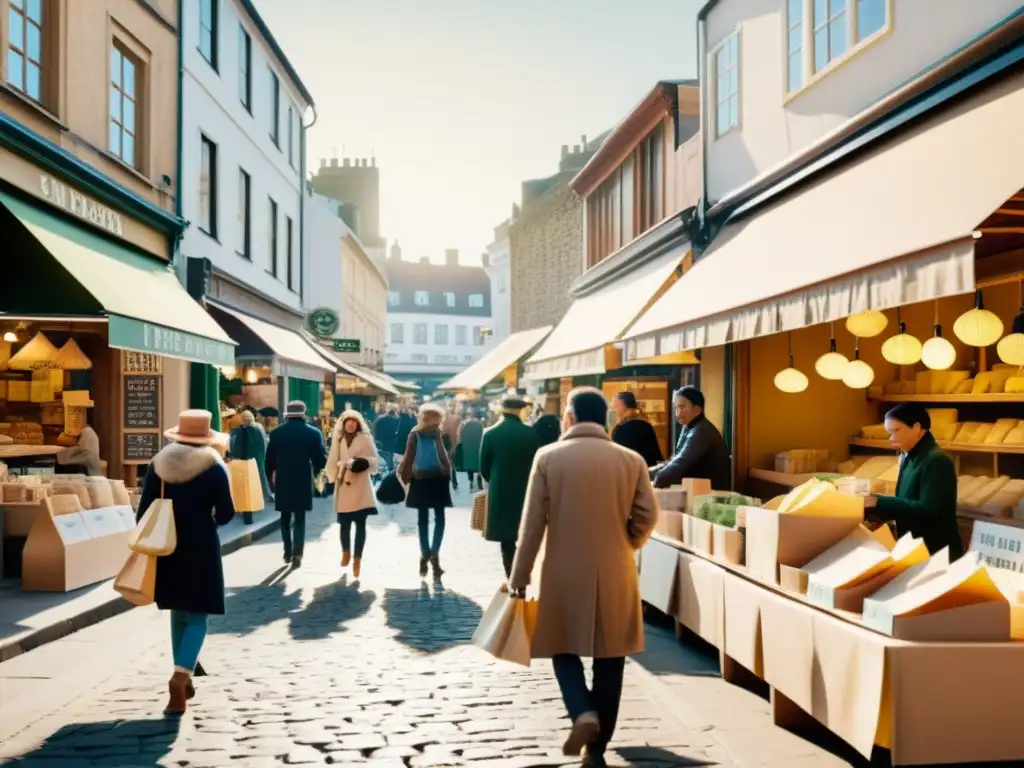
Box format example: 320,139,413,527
332,338,361,354
306,308,340,338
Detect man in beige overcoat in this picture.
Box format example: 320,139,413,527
509,387,658,767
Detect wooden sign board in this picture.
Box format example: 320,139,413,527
124,432,159,463
124,375,160,428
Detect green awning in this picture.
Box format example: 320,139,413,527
0,190,235,366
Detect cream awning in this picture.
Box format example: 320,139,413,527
626,70,1024,360
523,245,686,380
208,302,333,382
438,326,553,391
305,342,400,396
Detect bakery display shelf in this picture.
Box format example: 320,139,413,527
748,468,821,487
851,438,1024,455
0,445,63,459
956,508,1024,530
874,394,1024,403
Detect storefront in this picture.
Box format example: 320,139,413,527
1,158,235,485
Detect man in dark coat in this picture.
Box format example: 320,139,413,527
480,396,541,579
651,387,730,490
374,405,399,473
394,406,416,458
265,400,326,568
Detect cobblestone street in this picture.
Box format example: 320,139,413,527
0,490,743,768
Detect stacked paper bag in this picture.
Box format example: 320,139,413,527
987,567,1024,640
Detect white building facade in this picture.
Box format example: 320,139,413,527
180,0,313,315
484,219,512,345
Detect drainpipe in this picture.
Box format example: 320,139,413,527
174,0,185,283
299,105,318,306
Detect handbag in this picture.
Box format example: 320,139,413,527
472,588,539,667
470,490,487,532
113,550,157,606
229,429,265,512
375,471,406,504
129,480,177,556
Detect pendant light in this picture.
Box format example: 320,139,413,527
881,309,922,366
53,338,93,370
996,281,1024,366
921,301,957,371
842,339,875,389
2,331,16,343
774,333,809,393
954,289,1003,347
814,323,848,380
8,331,58,370
845,310,888,338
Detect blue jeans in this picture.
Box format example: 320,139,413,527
552,655,625,756
417,507,446,556
170,610,208,674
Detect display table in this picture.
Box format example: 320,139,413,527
640,533,1024,765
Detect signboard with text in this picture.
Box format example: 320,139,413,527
332,338,361,354
970,520,1024,574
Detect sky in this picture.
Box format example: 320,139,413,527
253,0,701,264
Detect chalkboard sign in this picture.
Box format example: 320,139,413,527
124,375,160,429
124,432,159,462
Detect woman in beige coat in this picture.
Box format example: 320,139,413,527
327,410,379,577
509,387,658,767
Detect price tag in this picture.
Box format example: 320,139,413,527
111,505,137,532
806,580,837,610
81,508,124,538
53,513,92,545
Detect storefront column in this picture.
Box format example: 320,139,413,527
189,363,222,431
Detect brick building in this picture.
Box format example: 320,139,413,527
509,136,606,332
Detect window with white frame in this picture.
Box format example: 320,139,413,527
414,290,430,306
468,293,484,308
455,325,467,346
788,0,889,91
444,291,456,308
413,323,427,344
713,32,740,137
434,324,448,345
387,291,400,306
390,323,403,344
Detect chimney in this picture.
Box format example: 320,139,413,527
389,241,402,261
444,249,459,267
572,144,580,154
320,158,327,168
419,256,430,265
581,134,588,149
343,158,351,167
371,157,377,167
330,157,338,167
560,144,569,159
362,158,368,167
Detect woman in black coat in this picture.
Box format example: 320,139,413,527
136,410,235,715
610,392,664,467
398,404,453,579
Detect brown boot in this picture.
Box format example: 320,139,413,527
341,551,351,568
165,670,190,716
430,553,445,578
352,558,361,578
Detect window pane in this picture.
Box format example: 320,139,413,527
829,16,848,58
814,0,827,24
123,59,135,97
832,0,847,13
858,0,885,39
788,0,802,20
111,48,121,85
729,35,739,64
730,95,740,129
788,52,803,91
123,97,135,132
122,132,135,167
27,0,41,18
789,25,803,53
728,66,739,97
7,49,23,89
11,0,24,10
26,61,39,99
9,9,23,49
200,0,212,27
109,86,121,121
715,45,729,74
814,27,829,71
717,101,730,135
26,20,40,59
109,120,120,154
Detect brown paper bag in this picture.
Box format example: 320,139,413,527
472,588,538,667
114,551,156,606
229,459,265,513
129,490,176,556
470,491,487,531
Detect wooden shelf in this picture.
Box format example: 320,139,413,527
872,394,1024,403
851,438,1024,455
957,509,1024,530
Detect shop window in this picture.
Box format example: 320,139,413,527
413,323,427,344
109,45,139,168
269,67,280,147
238,24,251,111
713,31,740,137
434,324,448,345
468,293,484,308
455,324,467,346
285,216,294,290
391,323,404,344
414,290,430,306
199,135,217,237
199,0,217,70
268,197,278,277
237,167,251,258
6,0,45,104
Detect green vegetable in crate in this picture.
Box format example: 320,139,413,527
692,493,760,528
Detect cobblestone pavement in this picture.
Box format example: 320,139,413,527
0,487,736,768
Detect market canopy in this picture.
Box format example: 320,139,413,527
207,301,333,382
311,344,400,396
0,190,236,366
625,71,1024,361
522,245,686,381
378,372,420,392
438,326,553,391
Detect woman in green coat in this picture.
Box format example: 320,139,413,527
229,409,272,524
865,402,963,558
458,413,485,490
480,396,541,579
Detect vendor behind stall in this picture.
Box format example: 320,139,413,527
651,386,730,490
611,392,663,467
864,402,962,558
56,410,101,476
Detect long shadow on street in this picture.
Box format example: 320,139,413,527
0,718,181,766
288,574,376,641
383,581,483,654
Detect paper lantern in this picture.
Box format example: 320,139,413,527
8,331,58,370
774,366,809,393
881,323,923,365
846,311,888,338
842,343,875,389
53,338,93,370
953,290,1003,347
921,325,957,370
815,337,848,380
996,296,1024,366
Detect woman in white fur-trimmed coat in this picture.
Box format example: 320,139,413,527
326,409,379,577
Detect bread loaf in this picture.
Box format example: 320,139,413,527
981,479,1024,518
963,476,1011,509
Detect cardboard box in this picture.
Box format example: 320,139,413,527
802,527,898,612
743,505,863,585
654,509,683,542
1,499,44,537
681,478,712,512
722,571,764,677
654,487,686,513
779,563,809,594
682,514,713,554
675,551,725,648
639,537,680,614
712,523,744,565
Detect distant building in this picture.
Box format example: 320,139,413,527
309,156,383,247
484,219,512,344
509,136,605,333
384,246,495,392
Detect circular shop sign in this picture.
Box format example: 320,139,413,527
306,307,340,338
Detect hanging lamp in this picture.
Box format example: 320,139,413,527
53,338,93,370
2,330,16,343
921,301,957,370
953,289,1003,347
8,331,58,370
881,308,923,365
814,323,848,380
774,333,809,393
845,310,888,338
996,281,1024,366
842,339,875,389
